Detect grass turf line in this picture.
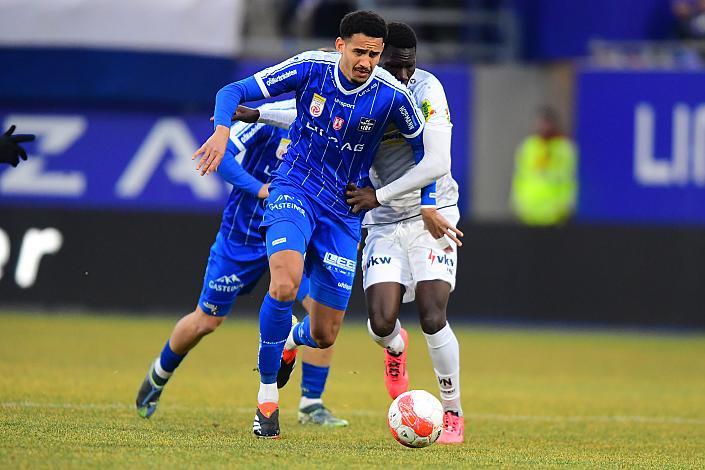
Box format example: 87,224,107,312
0,312,704,468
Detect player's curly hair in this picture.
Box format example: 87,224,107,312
339,10,387,42
387,22,417,49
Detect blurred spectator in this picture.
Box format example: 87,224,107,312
0,125,35,168
510,107,578,226
673,0,705,39
280,0,355,38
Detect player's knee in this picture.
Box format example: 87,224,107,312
269,278,299,302
419,309,446,335
194,309,225,336
312,331,335,349
368,314,396,337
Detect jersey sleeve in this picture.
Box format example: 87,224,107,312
252,52,314,98
418,77,453,131
257,99,298,129
218,139,266,196
390,88,426,139
395,89,435,206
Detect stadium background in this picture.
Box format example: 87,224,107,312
1,2,704,467
1,0,703,328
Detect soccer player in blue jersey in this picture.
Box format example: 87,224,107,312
135,100,348,427
193,10,449,439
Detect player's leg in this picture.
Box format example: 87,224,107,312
362,224,412,399
289,277,348,426
280,214,358,374
136,236,266,418
409,207,464,443
254,244,304,438
253,185,315,438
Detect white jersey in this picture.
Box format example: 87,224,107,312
363,68,459,226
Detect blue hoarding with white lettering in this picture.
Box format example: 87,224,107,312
0,110,227,212
576,70,705,224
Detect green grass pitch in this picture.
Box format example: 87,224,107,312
1,311,704,468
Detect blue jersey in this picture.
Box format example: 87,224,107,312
218,102,293,246
214,51,429,219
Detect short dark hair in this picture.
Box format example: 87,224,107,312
387,22,417,49
339,10,387,42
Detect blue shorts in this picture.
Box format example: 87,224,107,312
260,180,360,311
198,232,311,316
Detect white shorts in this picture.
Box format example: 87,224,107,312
362,206,459,304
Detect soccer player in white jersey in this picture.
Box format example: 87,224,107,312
345,22,466,444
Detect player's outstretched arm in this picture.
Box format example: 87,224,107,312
374,125,451,206
217,147,269,199
194,76,266,176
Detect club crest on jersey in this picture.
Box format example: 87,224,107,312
275,138,291,159
358,117,376,132
333,116,345,131
310,93,326,117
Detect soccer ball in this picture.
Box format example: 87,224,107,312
387,390,444,448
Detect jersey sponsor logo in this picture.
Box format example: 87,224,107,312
323,252,356,273
398,106,415,132
333,116,345,131
428,250,455,267
337,281,353,291
202,301,219,315
366,255,392,268
208,273,244,292
266,69,297,86
272,237,287,246
275,138,291,159
305,121,365,151
358,117,376,132
334,97,355,109
358,82,378,97
421,99,436,122
310,93,326,117
268,194,306,217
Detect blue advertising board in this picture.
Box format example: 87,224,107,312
0,110,226,212
576,70,705,224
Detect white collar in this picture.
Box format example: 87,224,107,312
334,55,378,95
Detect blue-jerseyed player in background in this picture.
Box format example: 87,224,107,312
135,100,348,427
193,10,446,439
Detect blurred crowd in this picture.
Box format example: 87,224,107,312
673,0,705,39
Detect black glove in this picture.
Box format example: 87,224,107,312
0,125,36,167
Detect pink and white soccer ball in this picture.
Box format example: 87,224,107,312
387,390,444,448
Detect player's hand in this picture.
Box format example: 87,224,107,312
257,183,270,199
0,125,35,167
193,125,230,176
209,105,260,124
421,207,464,247
345,183,380,213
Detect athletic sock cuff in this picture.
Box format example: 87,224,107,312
367,318,401,343
423,322,454,349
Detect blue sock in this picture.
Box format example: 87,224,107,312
301,362,329,400
258,293,294,384
159,340,185,373
292,315,319,348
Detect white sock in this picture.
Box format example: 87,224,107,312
423,323,462,415
367,319,405,355
284,328,297,351
257,382,279,405
154,358,172,379
299,396,323,410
